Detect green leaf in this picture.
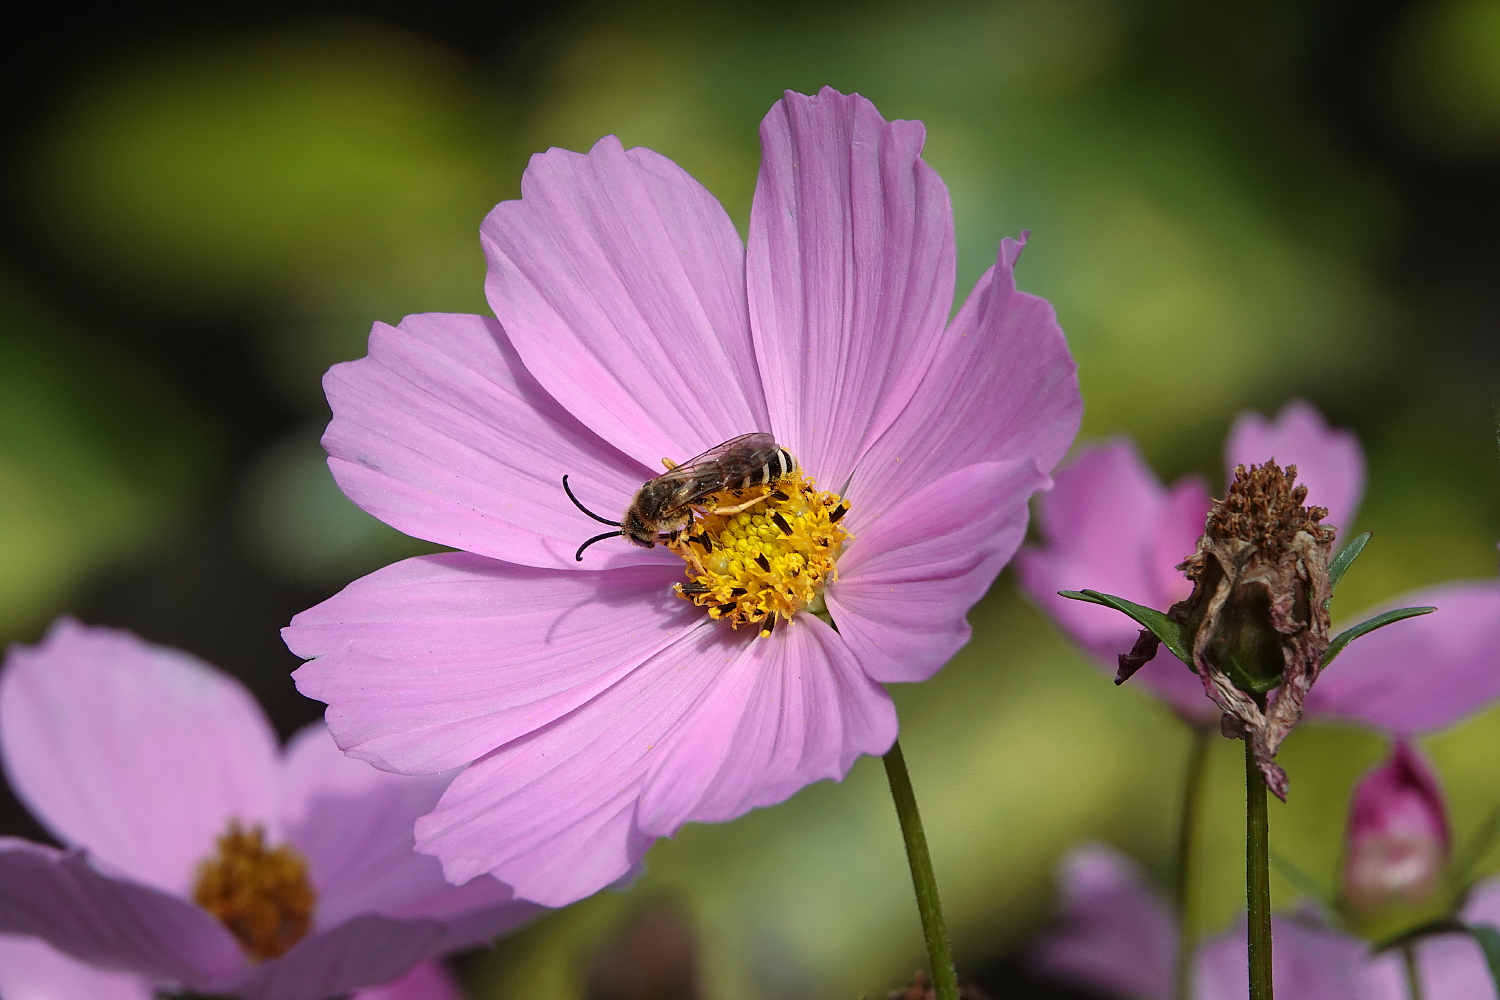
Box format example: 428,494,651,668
1322,607,1437,667
1464,923,1500,997
1326,531,1372,598
1058,590,1193,665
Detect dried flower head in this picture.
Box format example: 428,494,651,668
1172,461,1335,797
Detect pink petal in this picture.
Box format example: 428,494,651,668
634,613,895,829
1462,875,1500,924
413,613,891,907
276,725,451,929
1126,474,1216,721
1017,441,1184,654
1194,916,1393,1000
1403,932,1495,1000
287,554,698,775
1152,476,1212,606
1225,400,1365,532
746,87,956,490
481,136,765,470
409,880,544,954
352,961,465,1000
1306,580,1500,736
828,459,1048,684
323,313,669,571
1015,442,1215,719
0,619,279,896
0,935,152,1000
845,234,1081,523
1392,879,1500,997
0,839,243,988
278,726,542,948
221,914,445,1000
1029,845,1173,1000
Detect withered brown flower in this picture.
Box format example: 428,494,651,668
1124,461,1334,798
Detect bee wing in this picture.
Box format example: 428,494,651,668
672,432,777,472
655,432,779,499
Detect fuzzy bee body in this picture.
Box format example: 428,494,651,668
565,433,798,560
622,433,797,547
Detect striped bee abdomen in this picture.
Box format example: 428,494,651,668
750,446,797,488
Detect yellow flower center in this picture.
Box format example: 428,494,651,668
192,820,316,962
667,470,849,636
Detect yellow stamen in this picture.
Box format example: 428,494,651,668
668,471,849,636
192,820,316,962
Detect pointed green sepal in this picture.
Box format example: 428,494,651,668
1058,589,1193,665
1326,531,1372,604
1322,606,1437,668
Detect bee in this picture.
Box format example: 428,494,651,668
564,432,798,561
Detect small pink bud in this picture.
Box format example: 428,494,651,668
1341,741,1451,916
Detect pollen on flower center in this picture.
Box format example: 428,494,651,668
192,820,316,962
667,470,849,636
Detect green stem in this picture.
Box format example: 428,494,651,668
1402,942,1425,1000
1174,727,1213,1000
884,739,960,1000
1246,740,1273,999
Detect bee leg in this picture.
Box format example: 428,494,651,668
709,493,772,516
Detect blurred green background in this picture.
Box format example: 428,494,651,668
1,1,1497,997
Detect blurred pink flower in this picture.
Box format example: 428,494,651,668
282,87,1080,907
1341,741,1451,917
1017,400,1500,734
0,619,539,1000
1032,843,1500,999
0,936,464,1000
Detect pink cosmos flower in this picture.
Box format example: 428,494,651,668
1017,400,1500,736
0,619,540,1000
282,86,1081,907
1032,843,1500,999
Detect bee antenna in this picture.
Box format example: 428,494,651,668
562,475,622,526
575,530,623,561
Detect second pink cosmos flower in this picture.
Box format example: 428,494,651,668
283,87,1081,906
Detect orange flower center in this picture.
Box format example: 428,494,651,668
192,820,316,962
667,470,848,636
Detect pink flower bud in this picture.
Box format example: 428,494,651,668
1341,741,1451,916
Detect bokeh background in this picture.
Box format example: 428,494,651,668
1,0,1498,996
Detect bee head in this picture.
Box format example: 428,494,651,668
621,508,660,548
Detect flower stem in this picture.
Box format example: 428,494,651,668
1402,941,1425,1000
883,739,960,1000
1245,739,1274,999
1174,727,1213,1000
